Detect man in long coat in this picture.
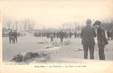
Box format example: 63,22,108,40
93,20,108,60
81,19,96,59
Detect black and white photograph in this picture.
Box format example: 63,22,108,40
1,0,113,65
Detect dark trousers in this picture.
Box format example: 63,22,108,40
9,36,16,44
98,45,105,60
9,38,12,44
83,44,94,59
60,38,63,42
15,37,18,43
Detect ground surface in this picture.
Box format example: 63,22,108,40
2,33,113,62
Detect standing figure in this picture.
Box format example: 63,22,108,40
9,30,15,43
69,32,72,38
93,20,108,60
50,33,54,42
107,30,111,40
8,30,12,44
13,30,18,43
59,30,65,43
81,19,96,59
74,31,77,38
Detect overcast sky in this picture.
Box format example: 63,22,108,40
0,0,113,28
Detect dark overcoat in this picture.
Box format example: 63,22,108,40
81,26,96,46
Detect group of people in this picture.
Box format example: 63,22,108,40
81,19,108,60
47,31,70,42
8,30,18,44
34,30,77,43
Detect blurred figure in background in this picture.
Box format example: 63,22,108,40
81,19,96,59
8,29,14,44
74,31,77,38
50,33,54,42
59,30,65,43
13,30,18,43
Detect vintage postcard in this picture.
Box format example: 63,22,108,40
0,0,113,73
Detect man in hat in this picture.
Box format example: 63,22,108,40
81,19,96,59
93,20,108,60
